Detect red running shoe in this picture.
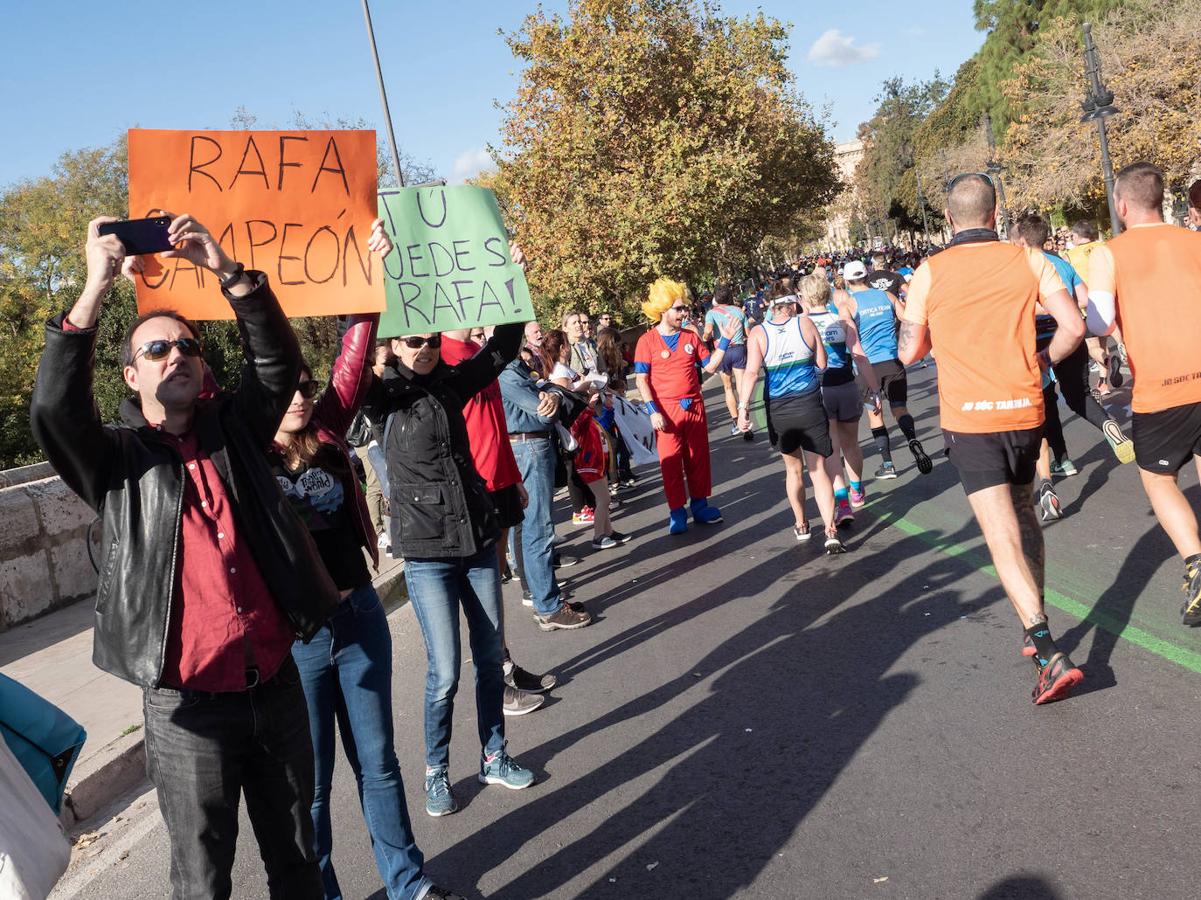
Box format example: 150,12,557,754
1032,652,1083,705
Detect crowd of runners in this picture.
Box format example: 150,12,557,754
26,163,1201,898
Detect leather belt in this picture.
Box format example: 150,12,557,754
509,432,550,442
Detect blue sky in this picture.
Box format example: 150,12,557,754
0,1,983,190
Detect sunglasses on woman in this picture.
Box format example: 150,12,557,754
399,335,442,349
132,337,203,362
296,381,322,400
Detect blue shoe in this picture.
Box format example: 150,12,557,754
669,507,689,534
424,768,458,817
479,748,535,790
690,498,723,524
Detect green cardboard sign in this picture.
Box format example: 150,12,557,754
377,186,532,337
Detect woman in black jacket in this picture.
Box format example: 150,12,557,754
365,313,534,819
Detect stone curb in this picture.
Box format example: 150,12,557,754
60,561,409,831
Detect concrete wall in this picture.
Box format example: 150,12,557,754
0,470,97,631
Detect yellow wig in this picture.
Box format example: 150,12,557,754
641,277,688,323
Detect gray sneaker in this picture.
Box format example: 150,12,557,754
479,748,535,790
503,685,545,716
424,769,457,817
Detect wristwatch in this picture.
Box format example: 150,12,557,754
218,261,246,290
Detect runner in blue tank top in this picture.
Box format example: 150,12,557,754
702,283,754,440
737,289,845,554
838,259,933,481
801,274,882,528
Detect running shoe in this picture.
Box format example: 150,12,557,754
607,530,632,544
835,499,855,528
479,748,535,790
908,438,933,474
875,462,899,480
1032,652,1084,705
1181,559,1201,627
501,564,513,584
622,475,638,486
848,485,866,509
1088,359,1101,374
729,423,741,437
823,532,846,555
571,506,595,526
591,534,618,550
1117,342,1128,366
424,769,458,817
503,685,545,716
1038,482,1063,522
505,662,557,693
1106,353,1124,388
1102,419,1136,465
742,428,754,442
793,522,812,542
1049,457,1078,477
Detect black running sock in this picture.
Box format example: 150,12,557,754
897,414,918,443
1025,622,1058,668
872,426,892,462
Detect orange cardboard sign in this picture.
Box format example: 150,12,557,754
127,129,385,319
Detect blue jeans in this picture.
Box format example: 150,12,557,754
403,546,506,770
292,585,429,900
510,436,563,617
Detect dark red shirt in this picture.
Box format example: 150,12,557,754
441,336,522,492
64,318,296,690
158,430,296,691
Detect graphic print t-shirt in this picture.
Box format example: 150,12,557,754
274,452,368,590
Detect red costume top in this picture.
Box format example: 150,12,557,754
633,327,710,403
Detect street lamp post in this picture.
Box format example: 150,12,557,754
983,112,1011,237
1081,22,1122,237
916,172,931,246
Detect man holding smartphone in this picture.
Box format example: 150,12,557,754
30,214,338,898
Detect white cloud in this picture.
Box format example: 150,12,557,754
450,147,495,184
806,29,881,67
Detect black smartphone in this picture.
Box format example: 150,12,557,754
97,216,174,255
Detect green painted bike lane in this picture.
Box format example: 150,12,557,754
867,491,1201,675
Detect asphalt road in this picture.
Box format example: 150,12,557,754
68,364,1200,900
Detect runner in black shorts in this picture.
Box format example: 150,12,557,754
767,392,832,457
738,290,844,553
942,427,1044,496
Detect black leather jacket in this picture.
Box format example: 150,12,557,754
29,273,340,688
365,323,524,559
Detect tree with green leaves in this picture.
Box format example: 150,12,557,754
853,75,950,239
493,0,840,321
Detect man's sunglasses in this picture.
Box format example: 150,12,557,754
669,306,690,313
947,172,995,191
398,335,442,349
133,338,203,362
296,381,322,400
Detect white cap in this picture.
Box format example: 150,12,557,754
842,260,868,281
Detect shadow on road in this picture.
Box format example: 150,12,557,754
978,873,1064,899
428,517,1004,899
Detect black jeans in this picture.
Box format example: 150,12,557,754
142,655,323,900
